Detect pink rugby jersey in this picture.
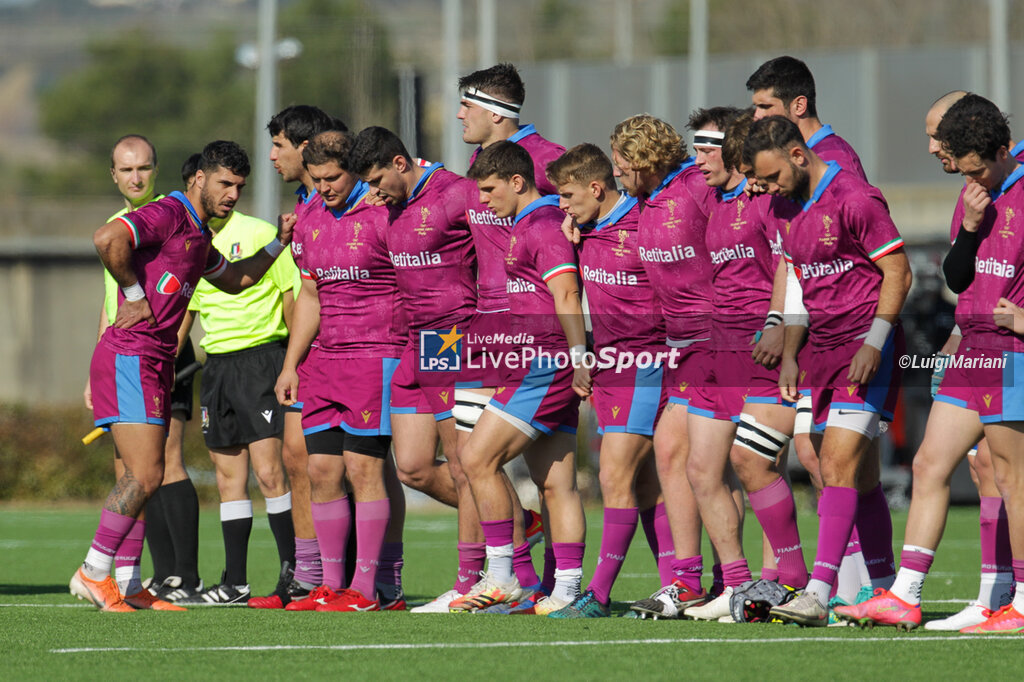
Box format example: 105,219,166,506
959,163,1024,352
637,161,715,341
385,162,478,332
807,124,867,181
705,180,779,350
775,162,905,349
104,191,226,360
577,193,664,352
295,182,406,358
504,195,578,351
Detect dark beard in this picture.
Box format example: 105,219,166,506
199,185,220,220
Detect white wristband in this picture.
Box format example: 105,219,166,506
864,318,893,350
122,283,145,302
764,310,783,329
264,239,286,258
569,344,587,368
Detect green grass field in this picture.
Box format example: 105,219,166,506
0,503,1017,681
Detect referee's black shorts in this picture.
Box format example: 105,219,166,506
200,341,286,449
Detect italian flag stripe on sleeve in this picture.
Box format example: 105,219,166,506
117,216,140,248
204,254,228,279
300,268,315,280
869,237,904,261
542,263,578,282
783,251,793,263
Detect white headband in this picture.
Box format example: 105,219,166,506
461,87,522,119
693,129,725,148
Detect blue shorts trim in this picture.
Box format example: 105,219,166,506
933,394,969,409
667,396,690,406
389,406,421,415
338,421,388,436
556,424,577,435
435,410,454,421
455,380,484,389
625,366,663,434
95,416,165,427
380,358,399,435
303,422,333,436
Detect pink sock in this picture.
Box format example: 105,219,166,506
541,544,556,593
114,519,146,573
455,542,485,594
721,558,752,588
480,519,515,547
670,556,703,593
900,546,935,574
749,477,808,588
294,537,322,586
552,542,585,570
810,487,858,586
588,507,639,605
350,499,390,598
855,484,895,584
513,542,540,587
91,509,136,562
641,503,675,586
980,496,1013,574
378,542,404,590
761,567,779,582
311,497,350,589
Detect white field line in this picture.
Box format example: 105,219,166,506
51,635,1021,654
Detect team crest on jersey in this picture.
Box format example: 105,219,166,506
505,236,518,266
156,271,182,295
611,405,621,419
361,410,372,423
312,228,321,241
983,393,993,408
347,223,365,251
665,199,681,229
415,206,433,236
229,242,242,260
612,229,631,257
999,208,1016,239
819,215,837,247
731,199,747,230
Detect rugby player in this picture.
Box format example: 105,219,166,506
71,140,296,611
452,141,587,614
274,130,406,612
838,95,1024,632
543,143,666,618
609,115,715,618
737,117,911,627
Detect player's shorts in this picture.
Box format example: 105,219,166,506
90,343,172,428
200,341,286,449
688,347,793,422
805,327,904,432
591,363,665,435
390,340,456,421
169,337,197,420
488,356,580,437
664,340,712,407
458,310,509,389
935,346,1024,423
284,352,315,414
301,350,400,437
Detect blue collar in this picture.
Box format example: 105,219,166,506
993,163,1024,200
719,177,747,202
168,191,205,230
591,192,637,231
328,181,371,218
295,185,317,205
648,158,696,201
806,124,835,150
802,161,842,211
1011,140,1024,159
513,194,560,226
507,124,536,144
405,162,444,206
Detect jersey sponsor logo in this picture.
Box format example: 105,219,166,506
975,256,1016,278
638,244,697,263
291,242,303,256
156,271,182,295
467,208,513,227
793,258,854,279
419,326,462,372
314,265,371,281
582,265,638,286
506,277,536,293
389,250,442,267
261,409,274,423
709,243,756,265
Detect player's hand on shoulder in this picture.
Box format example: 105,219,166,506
115,298,155,329
560,213,581,245
365,192,387,208
848,343,881,385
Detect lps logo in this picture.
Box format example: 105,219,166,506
419,326,463,372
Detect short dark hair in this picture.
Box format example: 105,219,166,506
457,63,526,107
199,140,250,178
267,105,345,147
746,56,818,118
180,153,201,185
347,127,412,176
467,140,535,187
110,134,157,168
742,116,807,168
721,109,756,172
302,130,355,170
687,106,743,135
546,143,615,189
935,93,1012,162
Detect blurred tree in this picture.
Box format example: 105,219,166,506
533,0,579,60
655,0,690,56
278,0,397,131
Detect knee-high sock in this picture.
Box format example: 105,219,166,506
266,492,296,567
640,503,675,586
84,509,136,579
748,477,807,588
349,499,390,598
221,500,253,586
455,542,486,594
143,487,174,583
855,484,895,589
806,487,858,606
160,479,200,586
114,519,146,593
311,497,351,590
588,507,638,605
979,496,1014,609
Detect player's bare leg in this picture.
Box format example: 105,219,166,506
651,403,703,587
391,412,457,506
